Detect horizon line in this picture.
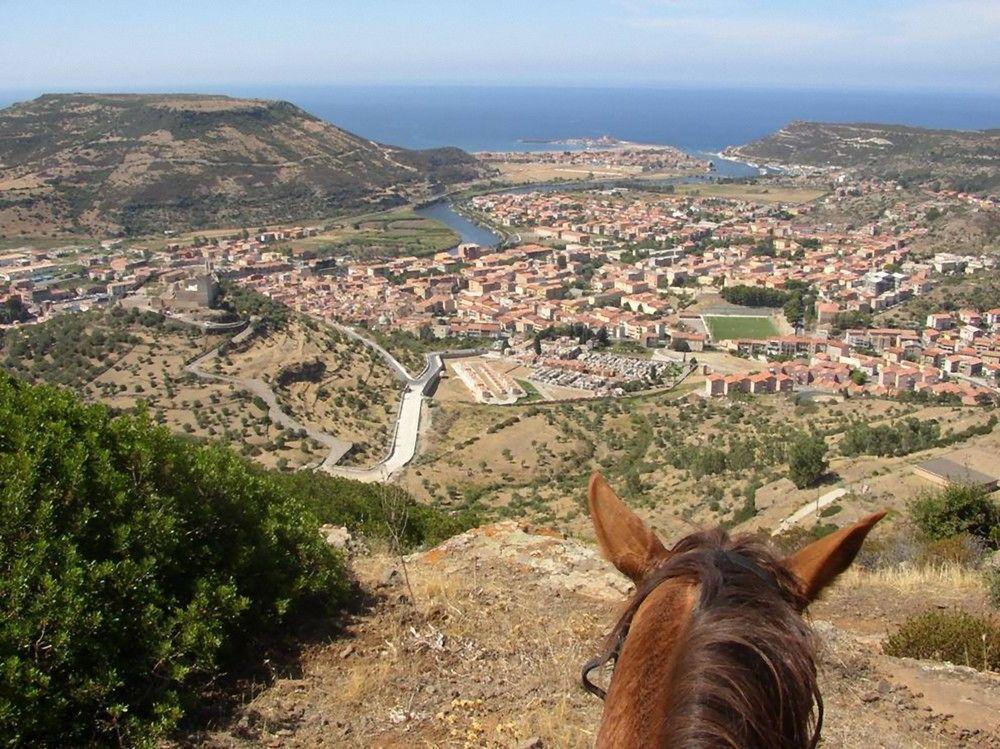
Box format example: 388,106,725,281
1,81,999,98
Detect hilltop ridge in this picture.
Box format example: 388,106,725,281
726,120,1000,193
0,93,482,236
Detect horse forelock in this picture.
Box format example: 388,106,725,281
603,528,822,749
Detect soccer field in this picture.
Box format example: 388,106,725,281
703,315,779,340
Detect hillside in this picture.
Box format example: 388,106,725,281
183,522,999,747
726,121,1000,193
0,93,483,237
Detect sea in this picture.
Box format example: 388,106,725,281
1,85,997,154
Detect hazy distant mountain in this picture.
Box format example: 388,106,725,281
727,121,1000,194
0,93,483,237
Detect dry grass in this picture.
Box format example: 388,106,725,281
673,182,827,203
838,562,986,596
183,526,998,748
212,319,399,464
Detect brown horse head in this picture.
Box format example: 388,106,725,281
584,472,885,748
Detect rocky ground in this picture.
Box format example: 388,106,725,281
181,523,1000,748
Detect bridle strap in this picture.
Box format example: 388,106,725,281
581,627,626,700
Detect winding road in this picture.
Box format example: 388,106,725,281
179,310,480,482
185,324,354,469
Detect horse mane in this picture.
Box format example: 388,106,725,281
627,528,822,749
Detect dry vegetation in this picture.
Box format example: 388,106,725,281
671,181,827,204
2,307,402,471
183,522,999,747
0,93,482,237
78,318,329,470
208,318,400,466
401,385,998,543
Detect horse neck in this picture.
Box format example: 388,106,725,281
596,580,697,748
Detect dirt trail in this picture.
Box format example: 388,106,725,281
185,332,353,467
879,656,1000,736
183,523,998,748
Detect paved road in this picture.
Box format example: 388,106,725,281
168,305,480,482
328,322,414,381
771,487,849,537
322,337,485,482
326,382,424,482
125,298,248,332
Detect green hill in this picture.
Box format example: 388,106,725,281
726,121,1000,193
0,93,483,237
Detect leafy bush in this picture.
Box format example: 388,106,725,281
0,373,347,746
269,470,479,549
840,417,940,457
884,610,1000,672
910,484,1000,550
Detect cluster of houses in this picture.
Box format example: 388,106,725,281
706,307,1000,403
0,228,323,325
705,370,795,397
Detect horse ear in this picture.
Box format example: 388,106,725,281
588,472,669,583
783,511,887,603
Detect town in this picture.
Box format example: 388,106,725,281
2,172,998,406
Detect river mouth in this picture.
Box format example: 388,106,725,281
415,152,765,249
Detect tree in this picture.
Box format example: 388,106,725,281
720,285,789,308
0,296,30,324
788,432,829,489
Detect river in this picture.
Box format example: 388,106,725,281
413,200,502,247
415,151,764,248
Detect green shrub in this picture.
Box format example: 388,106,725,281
910,484,1000,550
0,373,348,746
986,568,1000,608
884,610,1000,672
269,470,479,549
840,417,940,457
787,432,828,489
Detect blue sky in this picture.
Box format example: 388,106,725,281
2,0,998,92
